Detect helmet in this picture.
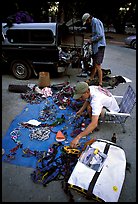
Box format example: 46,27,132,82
82,13,90,25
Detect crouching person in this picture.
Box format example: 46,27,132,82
70,82,120,148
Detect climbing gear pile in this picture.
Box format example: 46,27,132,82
29,127,51,141
30,143,79,185
4,82,99,201
29,142,80,202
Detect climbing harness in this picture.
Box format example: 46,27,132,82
63,146,81,156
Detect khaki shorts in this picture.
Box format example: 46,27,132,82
93,46,105,65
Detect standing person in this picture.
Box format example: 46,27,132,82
70,82,120,148
82,13,106,87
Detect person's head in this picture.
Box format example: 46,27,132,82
82,13,91,25
73,82,90,100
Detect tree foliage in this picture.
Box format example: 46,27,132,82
1,0,136,34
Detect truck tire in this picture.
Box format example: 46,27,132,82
10,60,32,80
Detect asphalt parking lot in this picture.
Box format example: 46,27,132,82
2,40,136,202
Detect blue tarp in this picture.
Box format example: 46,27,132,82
2,97,91,168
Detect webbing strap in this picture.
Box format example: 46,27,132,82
86,142,110,199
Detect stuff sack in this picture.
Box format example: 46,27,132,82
68,139,126,202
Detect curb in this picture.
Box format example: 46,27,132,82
107,40,125,46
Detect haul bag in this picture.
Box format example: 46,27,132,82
68,139,126,202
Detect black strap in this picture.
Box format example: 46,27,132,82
103,143,110,154
86,172,100,199
86,143,110,199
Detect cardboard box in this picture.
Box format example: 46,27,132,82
38,72,50,88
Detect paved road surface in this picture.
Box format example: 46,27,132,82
2,42,136,202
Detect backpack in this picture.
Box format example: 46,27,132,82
4,11,34,28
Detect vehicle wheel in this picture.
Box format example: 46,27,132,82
11,60,32,80
131,40,136,49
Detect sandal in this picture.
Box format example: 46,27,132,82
85,78,93,85
98,83,103,87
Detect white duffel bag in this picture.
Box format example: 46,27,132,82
68,139,126,202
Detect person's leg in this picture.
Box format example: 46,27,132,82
86,63,102,86
86,47,105,86
89,65,97,80
85,59,97,84
96,47,105,86
96,64,103,86
100,107,107,118
88,53,97,81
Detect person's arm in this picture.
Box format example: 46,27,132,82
91,20,104,43
70,115,99,148
77,100,89,115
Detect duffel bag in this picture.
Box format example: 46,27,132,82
68,139,126,202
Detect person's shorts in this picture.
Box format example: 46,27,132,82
93,46,105,65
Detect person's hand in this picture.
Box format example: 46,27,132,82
88,39,92,44
70,137,80,148
76,110,83,116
